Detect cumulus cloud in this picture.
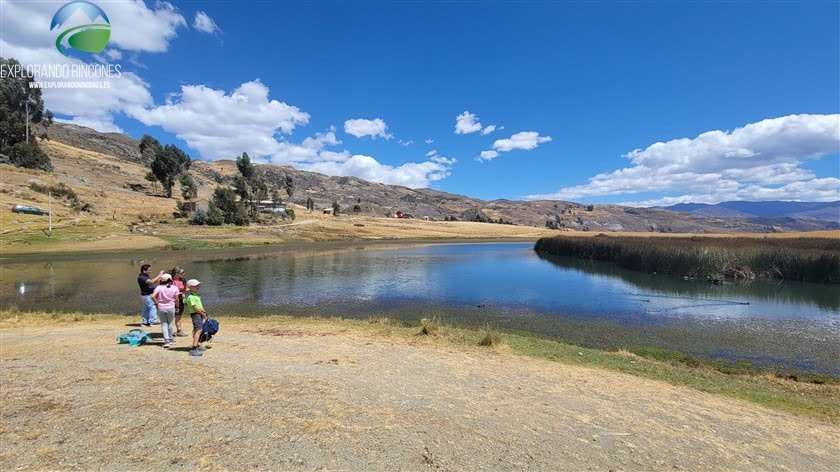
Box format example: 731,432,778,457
425,138,434,144
475,131,552,161
455,111,482,134
481,125,496,135
492,131,553,152
398,139,413,146
526,114,840,206
344,118,392,139
302,154,454,189
476,150,499,162
130,80,310,159
193,11,221,34
129,81,453,188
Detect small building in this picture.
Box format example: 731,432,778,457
258,200,286,214
322,207,333,215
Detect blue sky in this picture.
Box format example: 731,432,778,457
2,0,838,206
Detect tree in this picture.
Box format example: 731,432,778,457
233,152,267,220
139,135,191,197
284,174,294,199
7,142,51,171
179,172,198,201
306,196,314,212
212,187,239,224
332,201,340,216
144,171,159,195
0,57,49,152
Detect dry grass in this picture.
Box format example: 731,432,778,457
3,139,836,256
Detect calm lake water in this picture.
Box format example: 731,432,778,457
2,242,838,375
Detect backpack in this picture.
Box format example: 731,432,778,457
199,318,219,343
118,329,152,346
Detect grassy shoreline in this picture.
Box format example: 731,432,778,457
2,309,837,423
535,234,840,283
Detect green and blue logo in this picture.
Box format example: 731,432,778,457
51,1,111,56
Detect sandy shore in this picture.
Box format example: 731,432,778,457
1,317,837,471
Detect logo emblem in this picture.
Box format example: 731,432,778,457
50,1,111,56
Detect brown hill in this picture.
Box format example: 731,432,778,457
6,122,836,238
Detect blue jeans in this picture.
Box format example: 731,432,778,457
140,295,158,324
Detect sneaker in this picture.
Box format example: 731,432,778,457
169,338,176,344
197,345,207,352
189,349,203,357
175,331,186,337
163,342,171,349
142,323,150,327
150,321,161,326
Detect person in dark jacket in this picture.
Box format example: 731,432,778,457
138,264,165,326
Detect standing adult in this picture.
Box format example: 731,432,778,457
171,266,188,337
152,273,180,348
138,264,165,326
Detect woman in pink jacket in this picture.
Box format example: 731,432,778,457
152,273,181,348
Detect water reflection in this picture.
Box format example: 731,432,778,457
535,251,840,313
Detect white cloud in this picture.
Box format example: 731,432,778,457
344,118,392,139
56,116,124,134
193,11,220,34
526,114,840,205
481,125,496,135
302,155,453,188
398,139,413,146
492,131,553,152
425,138,434,144
476,150,499,162
130,80,310,159
425,149,437,157
455,111,482,134
128,81,453,188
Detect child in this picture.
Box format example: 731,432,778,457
170,267,188,337
151,273,180,348
184,279,206,357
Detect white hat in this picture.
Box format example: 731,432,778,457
186,279,201,287
159,273,172,282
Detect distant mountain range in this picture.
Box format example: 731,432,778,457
657,201,840,224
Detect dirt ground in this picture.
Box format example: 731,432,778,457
1,319,837,471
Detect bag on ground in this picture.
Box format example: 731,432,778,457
118,329,152,346
199,318,219,343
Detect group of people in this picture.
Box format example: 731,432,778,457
137,264,209,357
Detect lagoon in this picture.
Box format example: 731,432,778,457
2,242,838,375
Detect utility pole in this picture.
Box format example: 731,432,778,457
48,191,52,237
25,89,30,144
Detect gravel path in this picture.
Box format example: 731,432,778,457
1,321,838,471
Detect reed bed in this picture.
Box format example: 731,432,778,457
534,235,840,283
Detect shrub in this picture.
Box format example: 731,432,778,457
419,317,442,336
191,209,207,225
9,142,52,172
29,182,76,200
205,203,224,226
478,330,502,347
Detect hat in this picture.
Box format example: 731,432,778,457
159,273,172,282
186,279,201,287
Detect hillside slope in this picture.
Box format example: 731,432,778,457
3,123,836,239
